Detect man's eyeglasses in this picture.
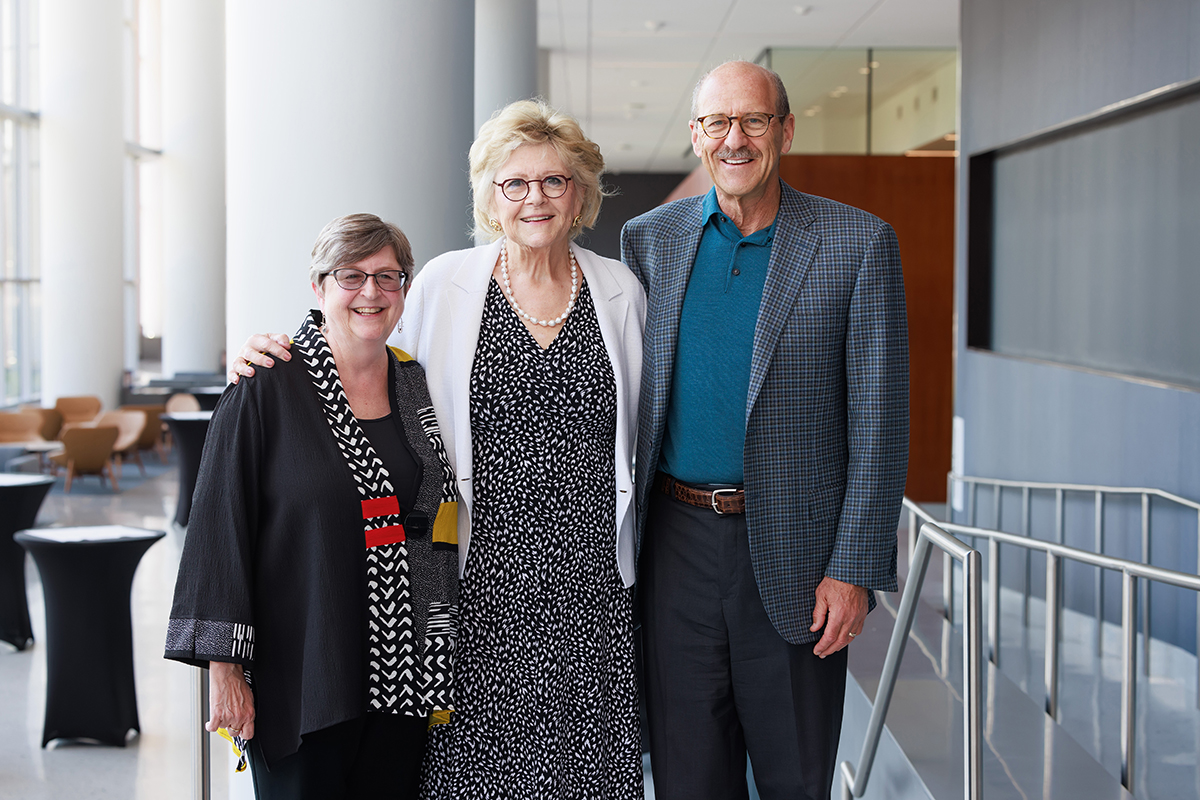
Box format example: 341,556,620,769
493,175,572,202
323,268,407,292
694,113,779,139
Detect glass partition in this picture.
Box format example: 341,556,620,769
763,47,957,156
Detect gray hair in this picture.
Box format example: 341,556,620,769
469,99,610,242
690,60,791,120
309,213,414,290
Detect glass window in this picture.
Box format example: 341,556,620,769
0,0,37,407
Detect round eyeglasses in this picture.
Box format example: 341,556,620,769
323,268,407,292
493,174,572,202
694,113,779,139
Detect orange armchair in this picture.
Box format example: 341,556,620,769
54,396,103,425
49,426,120,493
0,411,42,443
97,410,148,476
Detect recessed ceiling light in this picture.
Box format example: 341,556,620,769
794,5,812,14
630,79,647,88
858,67,871,75
644,20,664,32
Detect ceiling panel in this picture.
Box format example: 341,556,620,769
536,0,960,172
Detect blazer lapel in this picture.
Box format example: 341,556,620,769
575,244,629,349
647,201,704,441
446,241,500,510
746,184,820,419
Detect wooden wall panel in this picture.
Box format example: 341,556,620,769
779,155,955,501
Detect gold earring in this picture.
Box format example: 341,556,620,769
489,219,502,232
572,215,582,228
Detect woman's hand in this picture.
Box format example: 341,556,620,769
207,661,256,739
228,333,292,384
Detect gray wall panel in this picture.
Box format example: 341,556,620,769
959,0,1200,652
989,95,1200,388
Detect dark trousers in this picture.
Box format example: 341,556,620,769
247,712,427,800
641,491,848,800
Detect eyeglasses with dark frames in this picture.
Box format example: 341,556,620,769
694,113,779,139
493,174,572,202
322,268,407,292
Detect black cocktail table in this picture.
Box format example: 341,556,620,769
0,473,54,650
161,410,213,527
16,525,165,747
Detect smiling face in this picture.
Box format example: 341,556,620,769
314,247,406,349
491,143,583,255
690,62,795,208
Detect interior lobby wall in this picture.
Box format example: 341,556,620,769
957,0,1200,650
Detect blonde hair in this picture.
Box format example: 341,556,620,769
469,100,609,242
309,213,414,290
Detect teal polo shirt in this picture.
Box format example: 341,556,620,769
659,188,776,485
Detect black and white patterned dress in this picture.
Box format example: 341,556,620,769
421,279,642,799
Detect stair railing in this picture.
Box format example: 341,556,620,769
937,473,1200,699
840,516,983,800
882,498,1200,794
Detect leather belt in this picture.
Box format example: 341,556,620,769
656,472,745,515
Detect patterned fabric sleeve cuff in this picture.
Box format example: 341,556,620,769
166,618,256,663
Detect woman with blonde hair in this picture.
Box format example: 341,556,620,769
233,101,645,798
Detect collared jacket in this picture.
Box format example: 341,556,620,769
620,181,909,644
166,332,459,766
392,240,646,587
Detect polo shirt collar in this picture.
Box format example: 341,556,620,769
701,187,777,246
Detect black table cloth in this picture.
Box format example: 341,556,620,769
16,525,164,747
161,410,212,527
191,387,225,411
0,473,54,650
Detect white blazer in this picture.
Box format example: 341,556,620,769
391,240,646,588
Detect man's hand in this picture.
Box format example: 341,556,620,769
207,661,256,739
810,576,869,658
228,333,292,384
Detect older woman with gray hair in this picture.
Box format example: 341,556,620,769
170,214,460,799
232,102,645,798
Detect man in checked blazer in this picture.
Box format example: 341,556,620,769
620,61,908,800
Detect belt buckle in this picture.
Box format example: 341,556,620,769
710,488,738,515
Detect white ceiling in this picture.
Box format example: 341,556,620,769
538,0,959,173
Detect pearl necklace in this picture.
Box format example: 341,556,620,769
500,241,579,327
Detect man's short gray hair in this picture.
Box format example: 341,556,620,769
690,61,791,120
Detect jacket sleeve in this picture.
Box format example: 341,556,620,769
825,220,909,592
164,380,264,669
620,219,654,295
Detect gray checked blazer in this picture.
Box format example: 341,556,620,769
620,180,909,645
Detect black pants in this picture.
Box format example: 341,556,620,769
641,491,848,800
247,713,427,800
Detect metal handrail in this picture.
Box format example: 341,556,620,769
840,520,983,800
940,472,1200,701
906,498,1200,792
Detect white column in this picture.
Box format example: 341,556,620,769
161,0,226,377
225,1,475,360
39,0,125,409
474,0,538,132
